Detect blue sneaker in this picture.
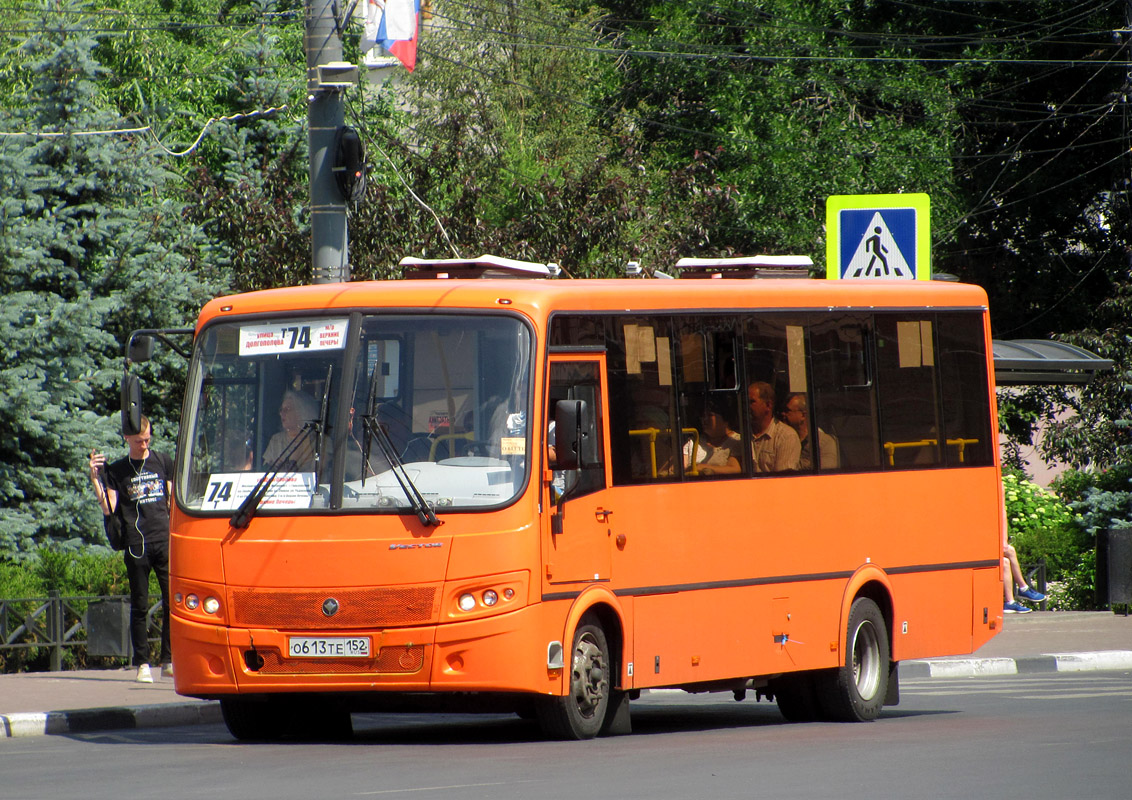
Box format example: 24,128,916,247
1017,586,1046,602
1004,601,1032,614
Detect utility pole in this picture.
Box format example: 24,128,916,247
306,0,349,283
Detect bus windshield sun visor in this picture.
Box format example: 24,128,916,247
361,366,440,527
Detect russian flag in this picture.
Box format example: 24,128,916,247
376,0,420,72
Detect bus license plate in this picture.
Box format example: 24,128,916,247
288,636,370,658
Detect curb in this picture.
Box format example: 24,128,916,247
1,701,221,739
900,650,1132,679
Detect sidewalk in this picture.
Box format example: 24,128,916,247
0,667,220,737
2,611,1129,738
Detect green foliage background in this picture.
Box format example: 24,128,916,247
1002,471,1086,580
0,0,1129,570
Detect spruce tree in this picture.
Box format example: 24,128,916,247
182,0,309,293
0,0,221,555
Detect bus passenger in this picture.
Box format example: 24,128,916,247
684,403,743,477
781,392,839,470
748,381,801,473
263,388,319,472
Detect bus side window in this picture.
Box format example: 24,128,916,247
608,317,678,484
937,313,994,467
875,315,942,468
810,314,880,470
675,316,744,479
742,314,810,474
547,360,605,500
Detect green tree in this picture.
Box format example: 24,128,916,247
0,0,220,555
585,1,963,260
940,1,1129,340
91,0,304,160
181,0,309,293
348,0,651,277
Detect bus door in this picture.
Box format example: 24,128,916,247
545,354,613,586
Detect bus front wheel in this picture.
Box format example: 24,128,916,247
537,617,611,740
818,597,890,721
221,697,352,741
220,697,288,741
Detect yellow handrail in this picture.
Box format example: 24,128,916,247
883,437,980,466
946,438,979,463
883,439,937,466
628,427,700,477
428,432,475,461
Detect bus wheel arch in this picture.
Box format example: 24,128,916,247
561,590,626,693
539,595,627,739
818,594,891,721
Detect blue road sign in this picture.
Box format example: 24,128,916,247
826,194,930,280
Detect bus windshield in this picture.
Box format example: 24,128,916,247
178,312,533,516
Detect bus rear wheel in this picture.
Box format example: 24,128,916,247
817,597,889,722
537,617,611,740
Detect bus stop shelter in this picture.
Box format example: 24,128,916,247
992,339,1114,386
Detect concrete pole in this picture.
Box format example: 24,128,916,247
306,0,349,283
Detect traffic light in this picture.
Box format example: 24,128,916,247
333,126,366,203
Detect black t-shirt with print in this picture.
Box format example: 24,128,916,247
106,451,173,548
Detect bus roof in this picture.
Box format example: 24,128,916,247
198,277,989,328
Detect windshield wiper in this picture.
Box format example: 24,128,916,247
229,423,316,529
312,364,332,474
361,367,440,527
231,367,333,529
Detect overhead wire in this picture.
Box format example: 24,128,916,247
4,0,1125,268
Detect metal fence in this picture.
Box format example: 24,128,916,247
1,564,1052,671
0,592,162,671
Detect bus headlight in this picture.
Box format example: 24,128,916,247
446,572,527,618
203,596,221,615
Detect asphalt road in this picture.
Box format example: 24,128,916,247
2,670,1128,800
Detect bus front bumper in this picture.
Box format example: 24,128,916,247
171,603,563,700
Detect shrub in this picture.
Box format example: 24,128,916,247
1,547,136,673
1002,472,1088,581
1045,549,1098,611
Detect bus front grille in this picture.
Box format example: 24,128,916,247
230,586,438,629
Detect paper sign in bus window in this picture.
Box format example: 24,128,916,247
897,320,934,368
787,325,807,393
657,337,673,386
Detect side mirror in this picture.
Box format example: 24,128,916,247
554,399,595,470
121,371,143,435
127,334,155,364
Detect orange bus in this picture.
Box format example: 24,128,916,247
150,255,1004,740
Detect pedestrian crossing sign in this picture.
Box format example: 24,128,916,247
826,193,930,280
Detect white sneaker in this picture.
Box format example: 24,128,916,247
160,663,174,679
136,664,154,683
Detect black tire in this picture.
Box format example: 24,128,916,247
221,697,353,741
817,597,890,722
537,617,611,740
220,697,288,741
295,701,354,742
771,671,822,722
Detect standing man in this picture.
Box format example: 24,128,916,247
88,416,173,683
748,381,801,473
